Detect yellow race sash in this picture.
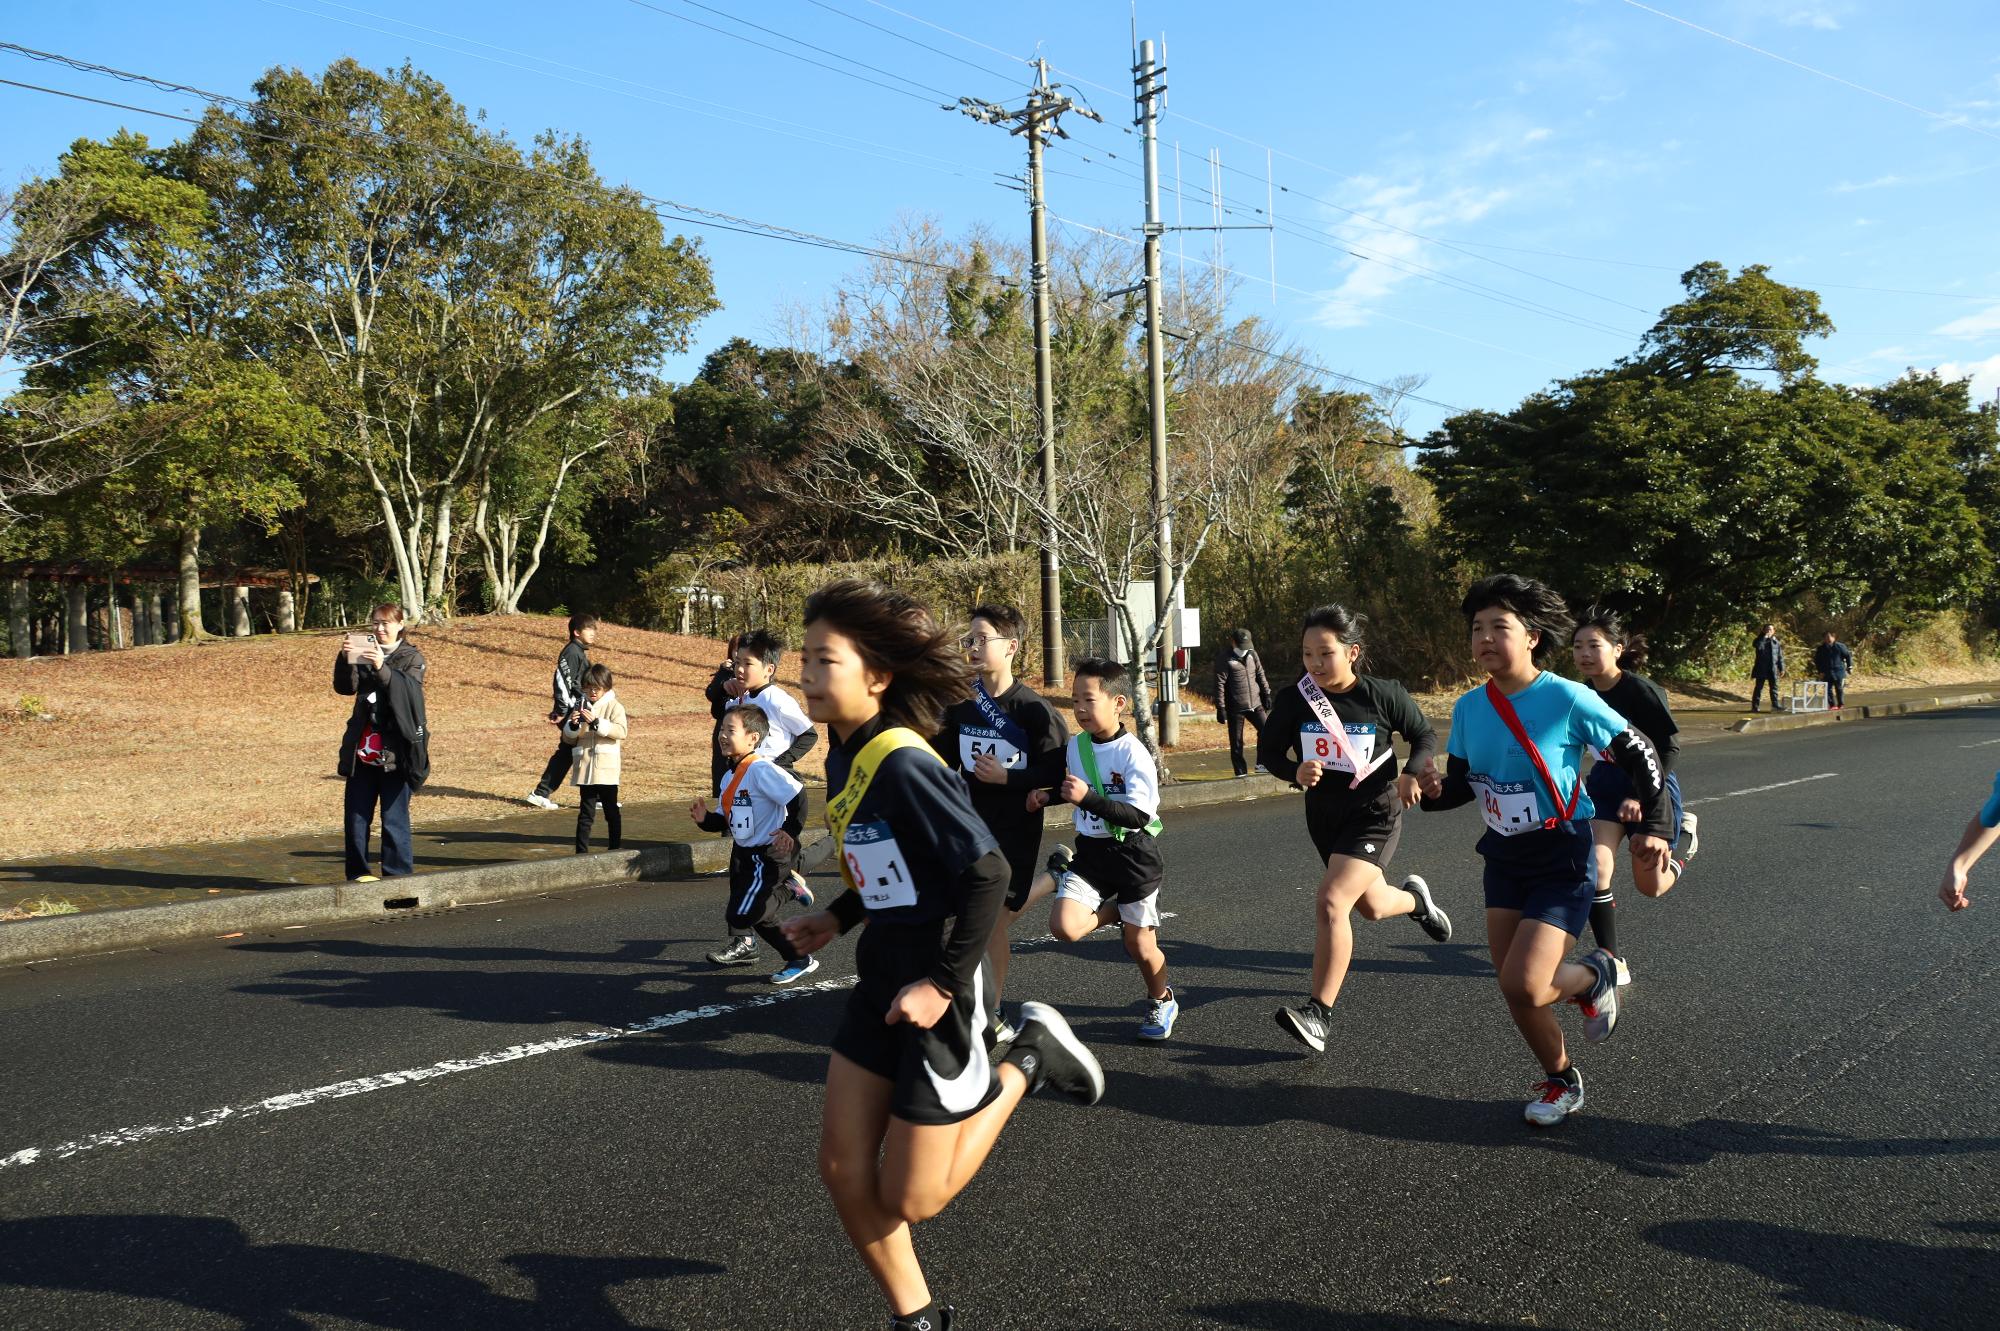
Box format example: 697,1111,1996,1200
825,726,944,893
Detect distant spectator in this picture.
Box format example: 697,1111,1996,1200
526,613,597,808
334,603,429,882
704,632,744,790
1214,628,1273,778
1751,624,1785,713
1813,630,1854,710
562,663,628,854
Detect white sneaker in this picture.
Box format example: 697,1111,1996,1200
770,955,820,985
1524,1069,1585,1126
1680,810,1700,860
526,792,559,810
1615,955,1632,987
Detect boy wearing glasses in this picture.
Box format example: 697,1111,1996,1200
932,604,1068,1036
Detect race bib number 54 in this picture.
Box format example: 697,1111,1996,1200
960,730,1023,772
845,820,917,910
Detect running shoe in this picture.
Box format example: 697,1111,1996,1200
1615,955,1633,987
1523,1068,1585,1126
705,934,758,966
1138,988,1180,1041
1009,1001,1105,1104
770,955,819,985
1274,1000,1330,1053
788,871,814,908
1045,844,1074,878
1404,874,1453,943
988,1009,1019,1048
1575,948,1620,1042
889,1307,953,1331
1680,810,1700,861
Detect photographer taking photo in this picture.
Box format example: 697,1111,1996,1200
334,603,430,882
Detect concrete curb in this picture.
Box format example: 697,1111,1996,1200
1732,690,1997,732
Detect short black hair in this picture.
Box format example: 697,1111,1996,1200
724,702,771,743
1300,604,1366,660
568,612,598,637
737,629,784,666
969,604,1025,641
1072,655,1132,701
582,663,613,691
1461,573,1574,663
1573,605,1645,669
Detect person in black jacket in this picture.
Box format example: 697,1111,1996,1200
1751,624,1785,713
527,613,596,808
703,633,743,790
334,603,429,882
1813,631,1854,710
1214,628,1273,777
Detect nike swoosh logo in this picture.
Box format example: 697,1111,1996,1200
922,962,992,1116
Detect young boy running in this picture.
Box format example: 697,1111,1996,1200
690,706,817,983
1418,574,1668,1127
728,628,818,904
1027,657,1178,1040
781,578,1102,1331
933,604,1068,1037
1571,608,1700,985
1260,604,1454,1054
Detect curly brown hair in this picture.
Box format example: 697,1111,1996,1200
804,578,972,735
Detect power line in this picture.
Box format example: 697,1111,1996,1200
801,0,1017,82
618,0,953,106
858,0,1034,67
1620,0,2000,145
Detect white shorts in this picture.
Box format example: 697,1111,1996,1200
1054,869,1162,929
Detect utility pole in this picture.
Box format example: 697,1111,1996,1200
955,64,1098,689
1135,38,1178,746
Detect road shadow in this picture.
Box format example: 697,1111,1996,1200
0,862,280,893
1186,1304,1586,1331
421,785,530,807
0,1213,721,1330
1646,1217,1998,1331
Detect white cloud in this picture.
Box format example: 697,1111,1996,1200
1523,127,1553,144
1310,179,1512,329
1832,174,1907,193
1933,304,2000,339
1783,10,1841,29
1932,353,2000,403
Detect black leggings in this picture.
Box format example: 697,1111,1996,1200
575,785,622,853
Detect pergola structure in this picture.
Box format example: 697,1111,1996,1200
1,563,318,659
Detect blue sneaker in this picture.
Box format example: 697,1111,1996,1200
770,955,820,986
1138,988,1179,1040
788,871,814,908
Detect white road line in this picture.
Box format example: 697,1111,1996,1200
1683,772,1839,807
0,912,1175,1172
1961,738,2000,748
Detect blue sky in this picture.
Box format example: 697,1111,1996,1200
6,0,1999,436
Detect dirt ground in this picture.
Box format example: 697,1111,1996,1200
0,616,1230,860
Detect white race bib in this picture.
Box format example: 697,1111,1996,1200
959,729,1024,772
844,820,917,910
1473,777,1543,837
729,794,756,841
1300,723,1375,775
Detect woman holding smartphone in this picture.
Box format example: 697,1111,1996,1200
334,603,430,882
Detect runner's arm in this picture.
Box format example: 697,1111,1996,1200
931,849,1010,996
827,888,867,934
1069,787,1152,828
697,810,728,834
1387,686,1438,772
779,726,818,766
1005,704,1071,788
1419,755,1475,811
1605,727,1672,839
1255,694,1296,780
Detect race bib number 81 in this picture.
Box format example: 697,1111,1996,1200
1300,724,1375,774
845,820,917,910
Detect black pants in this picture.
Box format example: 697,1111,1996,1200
534,741,573,799
345,764,412,879
575,784,622,853
1226,706,1267,776
726,843,801,961
1751,675,1779,711
1824,674,1845,708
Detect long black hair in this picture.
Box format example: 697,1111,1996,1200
1573,604,1647,670
1300,603,1367,665
803,578,972,736
1461,573,1573,663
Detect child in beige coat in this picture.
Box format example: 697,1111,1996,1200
562,663,628,853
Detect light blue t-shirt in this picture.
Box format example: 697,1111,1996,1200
1981,770,2000,829
1447,673,1629,837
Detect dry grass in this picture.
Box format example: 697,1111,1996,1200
0,615,1235,859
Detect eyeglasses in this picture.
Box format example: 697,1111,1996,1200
370,620,398,629
959,634,1016,649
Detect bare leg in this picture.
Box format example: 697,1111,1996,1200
987,871,1059,1000
876,1064,1031,1224
1122,922,1168,1000
1309,855,1404,1007
818,1053,929,1316
1487,910,1598,1075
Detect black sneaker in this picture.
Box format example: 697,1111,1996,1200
1274,1001,1330,1053
1045,844,1074,878
889,1307,953,1331
705,934,758,967
1008,1001,1104,1104
1404,874,1453,942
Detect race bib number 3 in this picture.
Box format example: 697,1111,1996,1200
960,730,1024,772
1474,779,1542,836
845,820,917,910
1300,724,1375,774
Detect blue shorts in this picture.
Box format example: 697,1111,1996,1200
1479,822,1595,938
1585,764,1685,847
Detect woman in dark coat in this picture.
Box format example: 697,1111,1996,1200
334,602,429,881
1214,628,1273,777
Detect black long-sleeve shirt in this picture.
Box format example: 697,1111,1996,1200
1259,674,1437,813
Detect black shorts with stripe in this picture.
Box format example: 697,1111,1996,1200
831,919,1002,1126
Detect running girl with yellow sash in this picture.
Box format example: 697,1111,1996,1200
779,579,1103,1331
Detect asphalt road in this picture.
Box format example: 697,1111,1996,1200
2,707,1997,1330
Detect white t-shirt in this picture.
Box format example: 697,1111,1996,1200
1065,729,1161,839
715,758,804,848
732,686,814,762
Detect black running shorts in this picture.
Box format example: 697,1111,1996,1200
994,822,1046,912
1306,792,1403,868
831,920,1002,1126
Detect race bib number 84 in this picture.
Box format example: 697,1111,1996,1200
845,820,917,910
1474,778,1542,836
